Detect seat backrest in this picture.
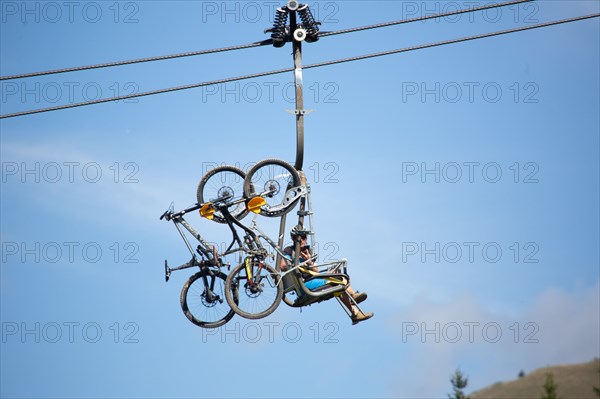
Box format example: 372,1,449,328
282,271,303,296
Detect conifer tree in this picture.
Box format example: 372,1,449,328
541,371,558,399
448,368,470,399
593,365,600,398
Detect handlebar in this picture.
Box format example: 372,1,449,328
159,209,170,221
160,203,201,221
160,187,277,221
160,202,176,221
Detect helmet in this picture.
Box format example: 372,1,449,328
290,225,307,239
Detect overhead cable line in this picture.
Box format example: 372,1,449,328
1,67,294,119
305,13,600,69
0,40,273,81
319,0,533,37
0,0,532,81
1,13,598,120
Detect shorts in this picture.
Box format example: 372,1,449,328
305,278,327,290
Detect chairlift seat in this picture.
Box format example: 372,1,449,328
282,267,349,307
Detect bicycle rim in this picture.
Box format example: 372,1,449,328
225,262,282,319
197,165,248,223
243,159,301,217
181,270,235,328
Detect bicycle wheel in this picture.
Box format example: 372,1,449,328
225,260,283,320
197,165,248,223
180,270,236,328
243,159,301,217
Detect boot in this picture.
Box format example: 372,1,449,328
351,292,368,304
351,311,374,325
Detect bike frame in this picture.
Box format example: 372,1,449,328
162,188,277,280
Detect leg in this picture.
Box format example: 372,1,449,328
345,286,368,304
339,291,355,314
338,291,373,325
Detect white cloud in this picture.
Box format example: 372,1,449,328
1,139,193,231
523,283,600,364
385,282,600,397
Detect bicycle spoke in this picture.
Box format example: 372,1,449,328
181,270,235,328
198,166,248,223
226,261,282,319
244,159,301,217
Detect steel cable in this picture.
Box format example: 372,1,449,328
2,13,598,119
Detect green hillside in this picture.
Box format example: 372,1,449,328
470,359,600,399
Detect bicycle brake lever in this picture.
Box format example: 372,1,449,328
160,210,173,221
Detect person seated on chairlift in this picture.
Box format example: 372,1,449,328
280,226,374,325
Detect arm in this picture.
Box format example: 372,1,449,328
279,256,288,271
280,246,292,271
300,247,317,272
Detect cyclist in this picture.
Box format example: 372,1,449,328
280,226,374,325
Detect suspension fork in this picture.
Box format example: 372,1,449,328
200,266,215,300
220,207,265,286
244,257,254,281
245,256,266,287
200,265,225,303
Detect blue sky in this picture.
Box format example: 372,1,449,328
1,1,599,398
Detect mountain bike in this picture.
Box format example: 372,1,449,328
159,164,255,328
160,200,237,329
